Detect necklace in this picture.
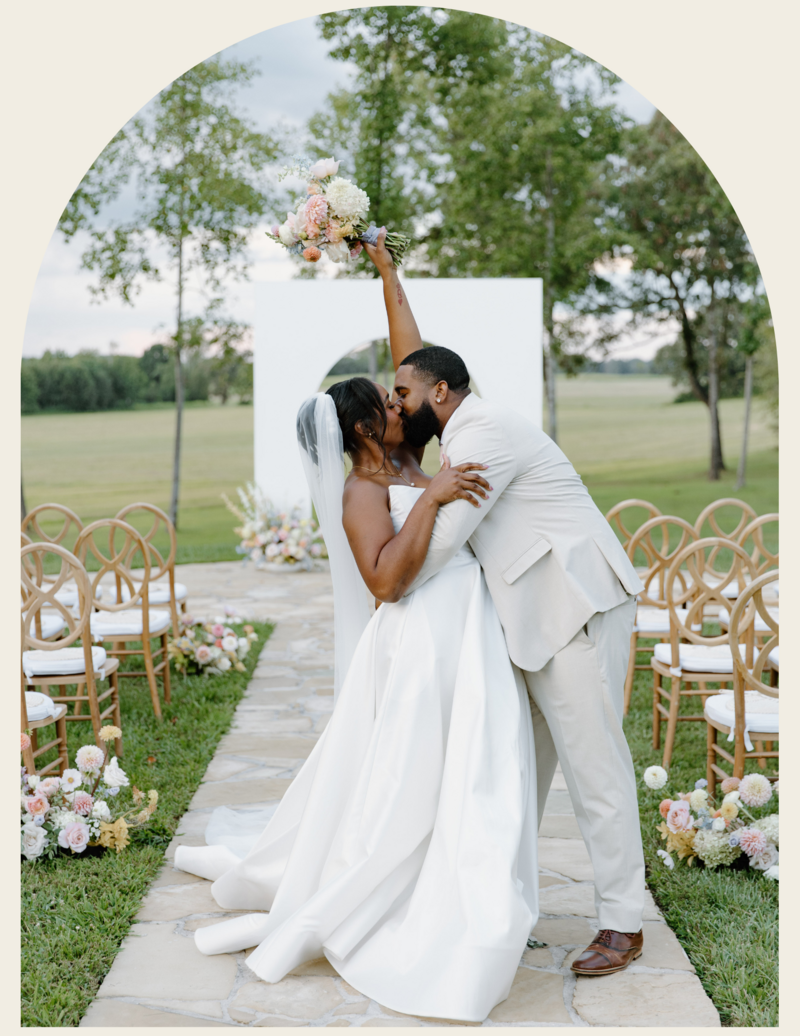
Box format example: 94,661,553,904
352,461,415,487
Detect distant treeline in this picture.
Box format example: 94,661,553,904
21,346,252,414
328,352,660,378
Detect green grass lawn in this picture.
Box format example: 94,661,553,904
21,623,273,1028
624,641,778,1027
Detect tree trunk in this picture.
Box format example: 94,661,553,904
707,307,724,480
170,233,185,529
21,475,27,523
543,148,557,442
735,353,754,489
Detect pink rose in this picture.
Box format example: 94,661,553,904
350,242,363,259
58,821,91,853
309,157,340,178
211,624,225,637
72,791,94,816
659,798,672,819
37,777,62,798
24,794,50,819
305,223,321,241
270,224,280,236
666,801,693,833
195,645,212,665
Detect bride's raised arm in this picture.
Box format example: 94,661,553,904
363,228,423,372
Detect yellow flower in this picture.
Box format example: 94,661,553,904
97,817,130,852
720,801,738,820
657,821,697,863
99,726,122,742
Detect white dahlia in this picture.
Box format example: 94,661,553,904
643,765,668,790
738,773,773,808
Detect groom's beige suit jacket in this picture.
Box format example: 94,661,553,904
406,392,645,672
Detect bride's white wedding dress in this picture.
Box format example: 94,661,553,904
175,485,539,1022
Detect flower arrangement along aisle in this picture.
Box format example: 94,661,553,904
267,156,410,267
168,611,259,676
222,483,328,570
642,766,779,880
20,726,158,861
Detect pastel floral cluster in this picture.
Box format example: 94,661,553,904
644,768,778,879
20,727,158,861
168,608,258,676
268,156,410,267
223,483,327,570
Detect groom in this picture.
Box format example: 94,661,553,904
364,232,647,976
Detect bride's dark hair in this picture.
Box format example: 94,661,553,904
326,377,388,463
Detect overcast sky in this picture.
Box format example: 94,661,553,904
23,14,657,361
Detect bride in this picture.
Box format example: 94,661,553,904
174,232,539,1023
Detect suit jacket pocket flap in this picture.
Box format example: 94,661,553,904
502,537,552,585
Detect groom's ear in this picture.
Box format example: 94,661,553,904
433,380,449,405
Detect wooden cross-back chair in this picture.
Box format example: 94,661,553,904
21,503,90,610
694,498,758,603
113,503,187,637
75,518,171,720
605,499,662,555
651,536,757,769
706,570,779,795
21,542,121,765
718,513,779,645
622,515,699,715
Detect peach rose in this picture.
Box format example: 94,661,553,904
659,799,672,818
24,794,50,819
666,801,693,833
21,733,31,752
303,246,322,262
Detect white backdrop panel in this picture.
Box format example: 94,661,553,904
254,278,542,511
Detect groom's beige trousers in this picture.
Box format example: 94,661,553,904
523,594,645,934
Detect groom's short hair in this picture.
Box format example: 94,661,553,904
400,346,470,393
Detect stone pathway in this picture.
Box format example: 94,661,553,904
80,561,720,1028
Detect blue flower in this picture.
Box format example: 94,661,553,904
695,778,708,789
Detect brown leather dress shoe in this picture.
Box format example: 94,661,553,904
570,929,643,975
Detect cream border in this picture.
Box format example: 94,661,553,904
5,2,792,1033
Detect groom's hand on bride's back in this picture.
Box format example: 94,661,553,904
426,455,492,509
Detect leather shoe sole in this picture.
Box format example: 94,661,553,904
571,947,642,976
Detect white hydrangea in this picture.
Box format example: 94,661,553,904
690,788,709,811
324,177,370,220
753,814,779,847
50,809,80,830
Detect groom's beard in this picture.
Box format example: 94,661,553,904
401,399,441,449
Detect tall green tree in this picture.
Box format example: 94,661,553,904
419,28,626,440
58,56,276,526
588,112,762,479
734,295,773,488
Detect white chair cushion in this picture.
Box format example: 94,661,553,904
653,642,743,673
102,580,187,605
769,646,779,668
90,608,171,637
25,691,60,721
705,691,779,750
28,612,67,640
635,606,700,633
45,580,103,607
22,646,107,679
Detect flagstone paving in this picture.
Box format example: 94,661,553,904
80,561,720,1028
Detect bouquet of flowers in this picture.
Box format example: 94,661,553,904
642,766,779,879
222,483,328,570
168,611,258,676
268,156,410,267
20,726,158,861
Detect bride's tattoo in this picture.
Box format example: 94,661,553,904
397,284,403,306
